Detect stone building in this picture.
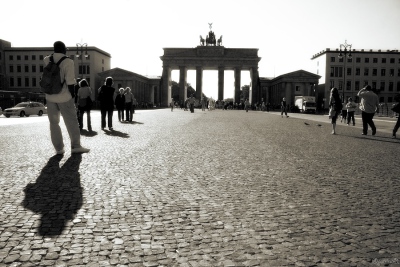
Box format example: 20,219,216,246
311,47,400,107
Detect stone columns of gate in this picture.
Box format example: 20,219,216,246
161,66,171,107
179,66,187,101
218,67,224,101
250,67,259,104
196,66,203,99
234,67,241,103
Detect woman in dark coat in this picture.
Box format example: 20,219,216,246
329,87,343,135
98,77,115,130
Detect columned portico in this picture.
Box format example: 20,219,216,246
179,66,187,100
196,66,203,99
160,46,261,107
218,67,224,101
234,68,241,103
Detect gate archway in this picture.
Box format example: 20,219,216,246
160,44,261,107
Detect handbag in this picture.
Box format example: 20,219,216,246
328,107,336,118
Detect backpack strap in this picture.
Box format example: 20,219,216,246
56,56,68,66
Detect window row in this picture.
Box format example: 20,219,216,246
330,67,400,77
331,57,399,64
8,64,90,74
8,54,90,61
330,80,400,92
9,77,38,87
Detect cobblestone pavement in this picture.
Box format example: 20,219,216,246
0,109,399,267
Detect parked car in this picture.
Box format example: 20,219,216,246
3,102,47,118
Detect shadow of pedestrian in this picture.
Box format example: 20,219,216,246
123,120,144,125
22,154,83,237
103,129,129,138
80,129,98,137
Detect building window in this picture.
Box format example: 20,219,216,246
346,81,351,90
339,57,343,63
397,81,400,91
339,81,343,90
10,77,14,87
102,59,104,64
364,68,369,76
388,97,393,103
347,58,352,63
389,82,394,91
372,69,377,76
32,77,36,87
32,65,36,73
330,80,334,88
40,65,44,72
379,97,384,103
330,67,334,77
381,69,386,76
390,69,394,76
25,77,29,87
39,55,44,60
373,58,378,63
347,68,351,75
24,55,28,60
24,65,29,72
355,81,360,90
356,57,361,63
17,55,21,60
356,68,360,76
32,55,36,60
9,66,14,73
9,55,13,60
365,58,369,63
17,66,21,73
78,65,90,75
364,81,369,86
17,77,22,87
382,58,386,63
295,86,300,92
380,82,385,91
372,82,377,90
390,58,395,63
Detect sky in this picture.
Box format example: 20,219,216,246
1,0,400,99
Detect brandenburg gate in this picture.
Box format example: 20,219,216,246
160,26,261,107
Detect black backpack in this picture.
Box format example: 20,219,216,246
39,55,68,94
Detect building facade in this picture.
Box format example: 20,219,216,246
311,48,400,107
260,70,321,109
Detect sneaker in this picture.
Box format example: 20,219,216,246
56,148,65,155
372,130,376,136
71,147,90,154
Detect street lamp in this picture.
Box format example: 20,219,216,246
338,40,352,101
76,43,88,79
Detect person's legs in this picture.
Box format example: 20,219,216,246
367,113,376,135
46,101,64,151
392,116,400,137
79,108,85,129
58,98,81,149
361,112,368,134
86,109,91,131
101,108,106,129
107,108,113,128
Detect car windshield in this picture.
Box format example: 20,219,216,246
15,103,28,107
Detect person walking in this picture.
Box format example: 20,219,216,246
340,102,347,123
281,97,289,118
189,95,195,113
170,98,174,112
115,88,125,122
346,97,357,126
329,87,343,135
357,85,379,136
391,94,400,138
244,99,250,112
98,77,115,130
43,41,89,154
124,87,133,122
77,79,93,132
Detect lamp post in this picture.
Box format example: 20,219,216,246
76,43,88,79
338,40,352,102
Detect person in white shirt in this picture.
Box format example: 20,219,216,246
44,41,89,154
357,85,379,135
77,79,94,131
345,97,357,126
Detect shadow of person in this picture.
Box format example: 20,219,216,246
22,154,83,237
103,129,130,138
80,129,98,137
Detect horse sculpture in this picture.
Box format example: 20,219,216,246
200,35,205,46
217,35,223,46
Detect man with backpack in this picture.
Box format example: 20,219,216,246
42,41,89,154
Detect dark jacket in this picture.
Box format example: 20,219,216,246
98,85,115,109
115,94,125,110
